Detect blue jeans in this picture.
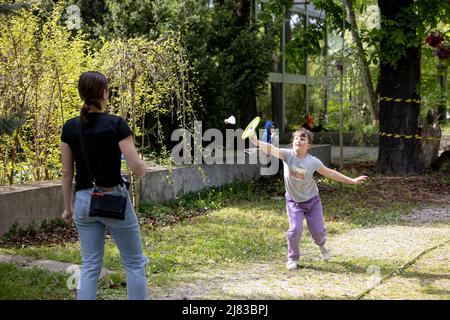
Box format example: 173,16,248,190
73,185,148,300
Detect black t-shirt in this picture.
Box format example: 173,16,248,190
61,113,132,191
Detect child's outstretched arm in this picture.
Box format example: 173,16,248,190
317,166,368,185
249,133,284,159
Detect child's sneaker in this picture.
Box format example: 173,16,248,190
319,245,331,261
286,259,298,270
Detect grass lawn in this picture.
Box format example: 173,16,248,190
0,161,449,299
0,263,71,300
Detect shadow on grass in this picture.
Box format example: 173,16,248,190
209,293,344,300
399,270,450,281
420,288,450,296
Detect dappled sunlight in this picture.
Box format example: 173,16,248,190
2,163,449,299
364,243,450,300
331,224,449,261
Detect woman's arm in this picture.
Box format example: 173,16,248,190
317,166,368,185
61,142,74,224
249,133,284,160
119,135,147,178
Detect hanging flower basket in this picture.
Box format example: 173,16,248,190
426,31,450,65
433,42,450,60
426,31,444,47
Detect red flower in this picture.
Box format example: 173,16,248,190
434,42,450,59
426,31,444,47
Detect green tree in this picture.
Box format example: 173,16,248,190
162,0,273,129
344,0,379,122
92,34,198,152
270,0,449,173
0,1,30,16
0,1,30,137
376,0,421,174
95,0,167,40
373,0,450,174
261,0,349,130
0,3,88,184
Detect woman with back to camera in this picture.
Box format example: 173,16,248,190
60,71,148,300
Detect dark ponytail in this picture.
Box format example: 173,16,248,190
78,71,108,121
80,102,90,120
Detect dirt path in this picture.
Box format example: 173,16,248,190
149,206,450,300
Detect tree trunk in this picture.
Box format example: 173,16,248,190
420,63,447,168
338,63,345,170
437,63,448,123
261,2,281,126
235,0,257,126
420,122,441,169
271,9,291,130
376,0,421,175
322,23,329,115
343,0,379,122
238,89,258,127
271,72,282,127
236,0,251,27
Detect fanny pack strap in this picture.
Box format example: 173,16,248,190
76,118,125,191
76,118,97,189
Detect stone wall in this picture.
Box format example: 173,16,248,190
0,145,331,237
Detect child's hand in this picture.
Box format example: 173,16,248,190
352,175,368,184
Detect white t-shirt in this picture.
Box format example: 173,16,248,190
280,149,325,202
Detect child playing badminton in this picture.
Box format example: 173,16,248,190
249,128,368,270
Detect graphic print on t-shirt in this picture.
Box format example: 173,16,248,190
290,167,306,180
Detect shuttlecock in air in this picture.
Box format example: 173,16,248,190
224,115,236,125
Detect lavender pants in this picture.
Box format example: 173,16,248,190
285,193,327,261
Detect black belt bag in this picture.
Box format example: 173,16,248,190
89,190,127,220
77,119,127,220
